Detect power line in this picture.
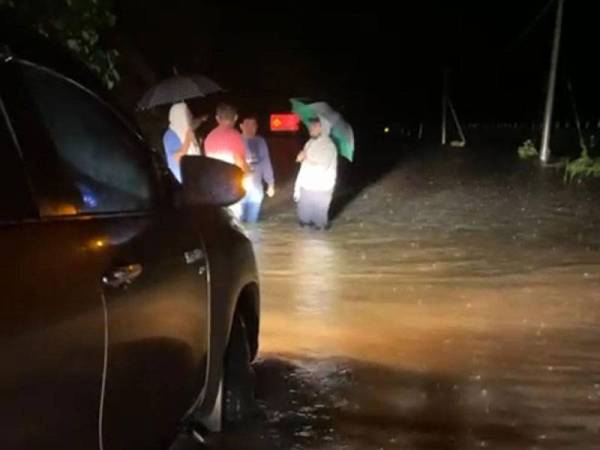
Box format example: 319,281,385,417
504,0,556,54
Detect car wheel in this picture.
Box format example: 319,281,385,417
223,311,258,426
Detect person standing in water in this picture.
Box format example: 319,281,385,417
163,102,205,182
204,103,250,171
294,117,337,230
204,103,250,219
239,115,275,223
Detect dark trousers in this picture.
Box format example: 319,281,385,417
297,188,333,228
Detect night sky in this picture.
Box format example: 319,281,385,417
116,1,599,125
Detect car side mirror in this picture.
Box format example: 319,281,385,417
180,156,245,207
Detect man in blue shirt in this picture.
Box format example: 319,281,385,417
239,116,275,223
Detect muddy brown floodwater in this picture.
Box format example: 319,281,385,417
207,147,600,450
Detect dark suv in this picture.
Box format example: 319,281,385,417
0,43,259,450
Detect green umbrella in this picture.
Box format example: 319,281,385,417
290,99,355,162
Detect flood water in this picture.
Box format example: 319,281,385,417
209,144,600,449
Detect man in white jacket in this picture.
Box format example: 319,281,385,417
294,117,338,230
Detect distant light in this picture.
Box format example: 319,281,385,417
95,240,105,248
384,127,390,134
271,114,300,132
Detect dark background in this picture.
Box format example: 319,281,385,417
115,1,599,128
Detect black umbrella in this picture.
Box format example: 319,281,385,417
137,74,223,110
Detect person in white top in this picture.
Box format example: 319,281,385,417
294,117,338,230
163,103,207,182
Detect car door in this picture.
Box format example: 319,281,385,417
8,60,211,450
0,63,105,450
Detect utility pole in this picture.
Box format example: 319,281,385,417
441,68,448,146
540,0,565,163
441,68,467,147
567,80,586,153
448,98,466,145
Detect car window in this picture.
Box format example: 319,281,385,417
0,97,35,221
21,63,157,216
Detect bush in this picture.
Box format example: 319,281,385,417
564,148,600,183
0,0,119,89
518,140,538,160
450,140,466,148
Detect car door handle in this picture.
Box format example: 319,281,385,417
102,264,143,289
184,248,205,264
184,248,207,275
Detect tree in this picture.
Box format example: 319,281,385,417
0,0,119,88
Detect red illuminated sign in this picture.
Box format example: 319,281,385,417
270,114,300,132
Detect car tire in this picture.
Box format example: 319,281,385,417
223,310,258,426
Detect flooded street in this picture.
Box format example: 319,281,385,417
212,145,600,449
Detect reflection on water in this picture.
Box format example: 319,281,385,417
289,236,338,318
217,151,600,449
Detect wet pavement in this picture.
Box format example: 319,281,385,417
213,145,600,449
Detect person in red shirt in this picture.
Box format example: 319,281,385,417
204,103,250,172
204,103,250,219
